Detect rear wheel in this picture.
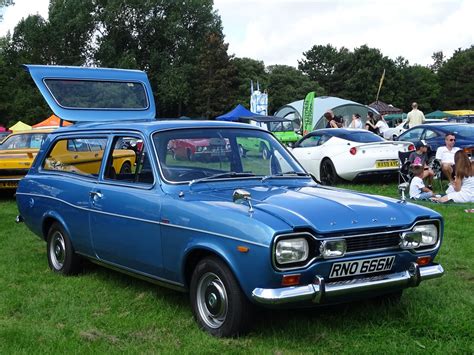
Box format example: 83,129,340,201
320,159,340,185
119,161,132,174
190,257,251,337
47,222,82,275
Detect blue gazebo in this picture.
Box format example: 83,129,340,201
216,104,263,121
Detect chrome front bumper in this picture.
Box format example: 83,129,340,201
252,263,444,305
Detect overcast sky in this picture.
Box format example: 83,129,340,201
1,0,472,67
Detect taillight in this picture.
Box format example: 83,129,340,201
349,147,357,155
408,144,415,151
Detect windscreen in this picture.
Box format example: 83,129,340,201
153,128,305,183
44,79,148,109
0,133,48,150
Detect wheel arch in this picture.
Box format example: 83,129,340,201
41,211,70,241
183,246,238,290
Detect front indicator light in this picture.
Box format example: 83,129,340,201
275,238,309,265
400,232,422,249
413,224,438,246
416,256,431,266
320,239,346,259
281,274,301,286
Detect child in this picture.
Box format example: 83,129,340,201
409,165,434,200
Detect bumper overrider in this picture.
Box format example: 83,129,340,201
252,262,444,305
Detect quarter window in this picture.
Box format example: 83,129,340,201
43,137,108,177
104,136,154,185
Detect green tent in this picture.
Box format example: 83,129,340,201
425,110,455,119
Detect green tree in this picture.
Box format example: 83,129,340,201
231,57,267,108
430,51,445,73
437,46,474,109
266,65,321,113
188,31,237,118
298,44,349,95
397,65,440,112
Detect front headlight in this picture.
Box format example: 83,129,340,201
275,238,309,265
413,223,438,247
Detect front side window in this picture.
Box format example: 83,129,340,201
44,79,148,110
153,128,304,183
104,136,154,185
297,135,322,148
43,137,108,177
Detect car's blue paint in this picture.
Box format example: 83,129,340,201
397,123,474,154
17,66,444,311
23,65,156,122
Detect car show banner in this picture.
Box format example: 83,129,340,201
250,81,268,116
302,91,315,135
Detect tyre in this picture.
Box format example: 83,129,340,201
47,222,82,275
261,145,270,160
119,161,132,174
190,257,251,337
320,159,340,185
238,144,245,158
186,148,194,161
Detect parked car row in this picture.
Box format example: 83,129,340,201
15,65,444,337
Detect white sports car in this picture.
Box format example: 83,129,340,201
291,129,414,185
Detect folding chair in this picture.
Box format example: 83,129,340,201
398,151,413,185
429,158,444,191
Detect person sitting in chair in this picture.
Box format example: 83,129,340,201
435,132,460,184
409,140,434,187
432,150,474,203
409,165,434,200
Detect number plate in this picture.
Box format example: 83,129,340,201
329,256,395,279
0,181,18,188
376,160,399,168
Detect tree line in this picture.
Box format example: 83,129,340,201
0,0,472,127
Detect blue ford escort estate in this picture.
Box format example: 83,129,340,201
16,65,444,337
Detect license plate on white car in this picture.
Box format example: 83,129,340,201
329,256,395,279
376,160,399,168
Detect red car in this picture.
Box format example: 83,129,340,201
168,138,231,161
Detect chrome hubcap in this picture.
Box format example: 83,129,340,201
196,272,228,328
49,231,65,270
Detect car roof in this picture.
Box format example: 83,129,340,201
7,128,54,136
307,128,369,137
47,119,264,136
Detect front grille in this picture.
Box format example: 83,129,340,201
345,232,401,253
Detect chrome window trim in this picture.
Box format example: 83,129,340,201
42,77,150,111
16,192,269,249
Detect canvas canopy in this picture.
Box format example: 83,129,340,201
425,110,455,119
368,101,402,115
274,96,377,131
32,114,72,128
9,121,32,132
444,110,474,116
216,104,263,121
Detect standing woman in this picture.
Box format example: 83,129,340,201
375,115,389,138
365,111,378,134
433,150,474,203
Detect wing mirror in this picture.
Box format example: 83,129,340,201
233,189,254,213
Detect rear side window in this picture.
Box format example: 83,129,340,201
103,136,154,186
43,137,108,177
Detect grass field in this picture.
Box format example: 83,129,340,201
0,184,473,354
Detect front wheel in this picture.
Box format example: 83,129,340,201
320,159,340,185
190,257,251,337
47,222,82,275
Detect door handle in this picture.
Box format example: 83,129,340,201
89,191,103,199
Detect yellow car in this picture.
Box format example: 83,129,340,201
0,129,53,189
43,137,136,176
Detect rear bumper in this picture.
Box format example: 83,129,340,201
252,263,443,305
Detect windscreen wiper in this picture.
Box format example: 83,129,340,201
189,172,256,186
261,171,310,182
